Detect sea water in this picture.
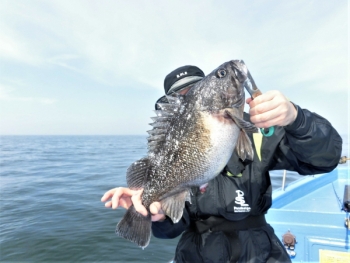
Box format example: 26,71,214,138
0,135,348,262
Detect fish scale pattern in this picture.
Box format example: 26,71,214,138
117,60,257,248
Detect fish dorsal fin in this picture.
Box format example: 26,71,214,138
147,129,166,153
147,134,166,142
147,128,167,136
153,110,173,118
156,103,178,112
165,95,182,105
126,157,150,188
150,116,171,122
148,95,183,154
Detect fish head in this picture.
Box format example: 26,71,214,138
187,60,249,113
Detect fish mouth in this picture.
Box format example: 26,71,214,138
231,60,249,82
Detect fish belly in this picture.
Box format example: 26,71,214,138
194,111,240,183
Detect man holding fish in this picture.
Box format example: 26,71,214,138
101,60,342,263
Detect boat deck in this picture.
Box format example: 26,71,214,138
266,166,350,262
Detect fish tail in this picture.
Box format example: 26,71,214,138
115,205,152,249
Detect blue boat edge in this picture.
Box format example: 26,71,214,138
266,166,350,262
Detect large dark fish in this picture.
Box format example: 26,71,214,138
116,60,258,248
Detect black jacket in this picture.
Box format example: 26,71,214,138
152,105,342,262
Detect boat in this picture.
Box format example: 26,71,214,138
266,165,350,262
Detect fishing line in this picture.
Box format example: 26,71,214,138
331,182,343,211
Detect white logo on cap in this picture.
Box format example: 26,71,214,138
176,72,187,78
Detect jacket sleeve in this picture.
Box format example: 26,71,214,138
151,205,191,239
270,104,342,175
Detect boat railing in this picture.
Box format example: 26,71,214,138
281,156,349,192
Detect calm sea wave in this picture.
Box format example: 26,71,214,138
0,135,348,262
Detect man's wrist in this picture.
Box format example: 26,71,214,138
284,103,304,132
287,101,298,126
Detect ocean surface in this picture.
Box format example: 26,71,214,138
0,135,348,262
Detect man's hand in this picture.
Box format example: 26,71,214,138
246,90,297,128
101,187,166,222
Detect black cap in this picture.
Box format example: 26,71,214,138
155,65,204,110
164,65,205,95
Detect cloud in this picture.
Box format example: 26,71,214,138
0,84,56,105
0,0,347,135
0,1,347,92
0,23,40,66
47,54,84,73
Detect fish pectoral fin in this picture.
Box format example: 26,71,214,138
126,157,150,188
224,109,256,161
160,190,191,224
236,130,254,162
116,205,152,249
225,109,258,133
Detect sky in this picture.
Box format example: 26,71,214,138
0,0,348,136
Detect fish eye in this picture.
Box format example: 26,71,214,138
217,69,226,78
